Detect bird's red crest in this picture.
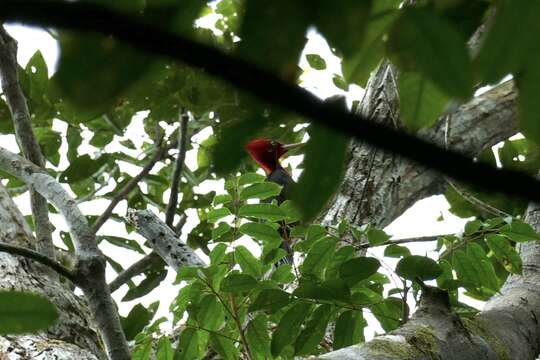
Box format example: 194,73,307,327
245,139,287,174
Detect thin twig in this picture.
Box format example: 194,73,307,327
108,252,162,293
355,234,445,249
165,109,189,227
446,179,511,218
91,138,174,234
0,25,55,260
174,213,188,235
0,242,77,283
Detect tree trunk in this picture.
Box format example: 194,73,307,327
0,184,104,359
313,55,540,357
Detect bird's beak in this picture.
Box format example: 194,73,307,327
281,142,304,151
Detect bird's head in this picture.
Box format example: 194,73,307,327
246,139,302,174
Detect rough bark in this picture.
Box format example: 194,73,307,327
127,209,205,269
0,183,103,360
321,66,517,229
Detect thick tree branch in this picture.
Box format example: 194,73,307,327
91,138,175,234
2,1,540,204
108,251,162,293
0,146,129,360
127,209,205,269
165,110,189,227
0,242,77,282
0,25,55,260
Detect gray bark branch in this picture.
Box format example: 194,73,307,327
0,25,55,261
127,209,205,269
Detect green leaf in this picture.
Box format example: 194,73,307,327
486,234,523,274
294,304,332,355
34,127,61,166
502,220,540,242
387,8,473,99
100,235,145,254
333,310,366,349
237,0,309,78
398,72,449,132
369,297,402,331
239,204,286,222
466,243,499,292
0,291,58,334
475,0,540,84
55,33,152,112
176,328,200,360
60,154,109,183
207,207,232,223
197,295,224,331
332,75,349,91
213,194,233,206
271,264,295,284
395,255,442,281
121,303,154,340
220,273,257,293
515,64,540,149
305,54,327,70
384,244,411,258
301,236,337,278
156,337,174,360
452,250,478,287
339,257,380,286
239,222,282,247
212,222,232,240
271,302,313,357
210,243,228,264
313,0,372,58
238,172,266,186
122,265,167,301
249,289,291,313
291,115,349,221
342,0,400,86
209,333,239,360
132,338,153,360
239,182,282,200
235,246,262,278
293,279,351,303
247,315,271,360
366,227,390,245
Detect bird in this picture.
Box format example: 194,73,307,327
245,138,303,267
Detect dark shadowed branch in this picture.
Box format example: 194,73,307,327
2,0,540,203
108,251,162,292
165,109,189,227
0,242,77,283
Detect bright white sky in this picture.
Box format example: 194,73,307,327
3,23,476,339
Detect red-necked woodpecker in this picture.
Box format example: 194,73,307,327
246,139,303,267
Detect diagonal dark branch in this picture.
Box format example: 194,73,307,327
0,241,77,283
165,109,189,227
0,24,55,260
108,251,162,293
91,138,176,234
2,1,540,204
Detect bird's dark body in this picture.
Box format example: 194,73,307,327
267,166,294,266
267,166,294,204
